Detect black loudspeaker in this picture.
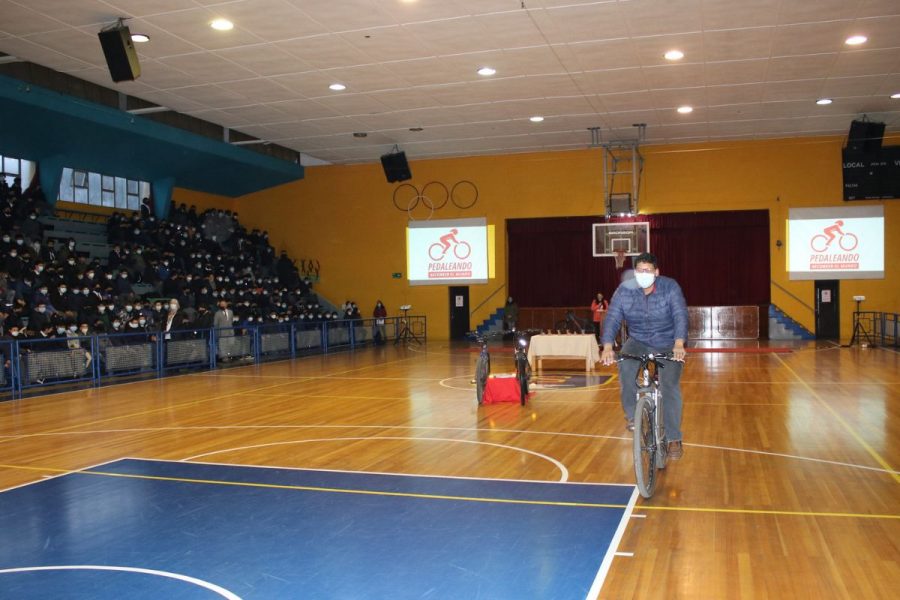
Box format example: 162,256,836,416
98,26,141,82
847,119,885,153
380,151,412,183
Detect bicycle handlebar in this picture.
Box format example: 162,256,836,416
616,352,682,363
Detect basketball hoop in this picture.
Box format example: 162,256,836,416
614,249,626,269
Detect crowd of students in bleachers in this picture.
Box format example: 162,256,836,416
0,178,377,346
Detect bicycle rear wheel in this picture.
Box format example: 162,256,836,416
475,355,489,405
633,393,657,498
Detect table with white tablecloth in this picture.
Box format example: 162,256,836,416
526,334,601,372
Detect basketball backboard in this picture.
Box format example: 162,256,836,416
592,222,650,257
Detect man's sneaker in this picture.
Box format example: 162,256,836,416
667,440,684,460
626,418,634,432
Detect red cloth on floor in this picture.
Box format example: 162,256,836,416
483,376,523,404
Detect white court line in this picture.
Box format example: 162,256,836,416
0,566,241,599
0,456,132,494
588,487,640,599
614,552,634,557
4,424,895,478
180,436,571,482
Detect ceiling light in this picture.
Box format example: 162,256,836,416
329,83,346,91
210,18,234,31
130,33,150,43
477,66,496,76
676,105,693,114
816,98,833,105
529,116,544,122
664,50,684,61
844,35,867,46
891,93,900,99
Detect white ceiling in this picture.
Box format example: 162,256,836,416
1,0,899,164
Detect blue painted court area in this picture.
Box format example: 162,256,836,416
0,459,637,599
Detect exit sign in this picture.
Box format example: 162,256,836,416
392,272,402,279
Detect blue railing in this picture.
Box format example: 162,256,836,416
853,311,899,347
0,315,426,400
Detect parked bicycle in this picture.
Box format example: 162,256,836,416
513,333,531,405
474,334,492,405
617,351,681,498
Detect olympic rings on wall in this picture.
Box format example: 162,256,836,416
392,180,479,220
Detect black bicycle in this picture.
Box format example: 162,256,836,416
513,333,531,405
474,334,492,405
617,352,680,498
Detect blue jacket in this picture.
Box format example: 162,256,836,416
601,275,688,349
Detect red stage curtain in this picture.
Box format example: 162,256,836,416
507,210,770,308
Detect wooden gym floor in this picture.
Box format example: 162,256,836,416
0,340,898,599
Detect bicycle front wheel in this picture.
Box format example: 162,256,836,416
633,393,657,498
475,355,489,406
516,353,529,405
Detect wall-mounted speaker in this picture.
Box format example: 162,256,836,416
847,119,885,153
98,26,141,83
380,151,412,183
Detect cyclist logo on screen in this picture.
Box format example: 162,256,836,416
429,228,471,260
810,220,858,252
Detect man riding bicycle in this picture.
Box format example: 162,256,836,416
600,252,688,459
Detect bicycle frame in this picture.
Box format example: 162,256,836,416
618,352,677,498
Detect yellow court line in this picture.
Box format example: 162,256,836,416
634,504,899,520
773,354,900,484
2,463,897,520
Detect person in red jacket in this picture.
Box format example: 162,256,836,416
590,292,608,343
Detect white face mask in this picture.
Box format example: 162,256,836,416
634,271,656,289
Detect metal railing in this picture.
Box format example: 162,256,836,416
0,315,426,400
470,282,507,321
852,311,899,347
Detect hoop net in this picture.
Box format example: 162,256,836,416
614,249,626,269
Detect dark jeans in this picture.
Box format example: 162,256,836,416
617,337,684,442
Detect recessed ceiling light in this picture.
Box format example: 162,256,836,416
210,18,234,31
477,66,496,76
529,116,544,122
329,83,346,91
891,93,900,99
131,34,150,43
664,50,684,61
845,35,867,46
676,105,693,114
816,98,833,105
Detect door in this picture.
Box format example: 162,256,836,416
449,286,470,340
815,280,839,339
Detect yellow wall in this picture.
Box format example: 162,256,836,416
234,136,899,342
